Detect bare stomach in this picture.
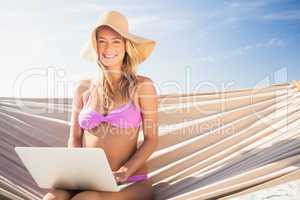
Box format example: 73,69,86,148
82,124,148,176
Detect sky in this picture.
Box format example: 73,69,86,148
0,0,300,97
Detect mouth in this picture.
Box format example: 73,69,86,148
102,53,117,59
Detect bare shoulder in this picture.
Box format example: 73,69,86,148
74,79,92,95
136,75,157,104
137,75,153,84
135,75,157,98
72,79,93,108
136,75,156,93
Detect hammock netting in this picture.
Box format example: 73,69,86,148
1,81,300,200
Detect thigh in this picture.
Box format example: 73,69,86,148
71,180,154,200
120,179,154,200
43,189,81,200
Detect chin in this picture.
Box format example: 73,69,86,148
101,60,123,69
104,62,121,68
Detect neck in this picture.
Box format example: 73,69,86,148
105,61,124,82
107,70,122,83
101,70,123,92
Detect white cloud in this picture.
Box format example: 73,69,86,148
64,2,156,15
128,15,161,32
224,37,285,59
224,0,282,9
196,37,285,63
129,15,194,36
255,38,285,48
225,1,268,9
198,56,216,63
200,0,297,30
263,10,300,21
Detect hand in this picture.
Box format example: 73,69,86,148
112,166,130,184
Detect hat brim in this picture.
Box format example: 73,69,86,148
80,24,155,64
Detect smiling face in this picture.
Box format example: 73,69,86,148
96,26,126,70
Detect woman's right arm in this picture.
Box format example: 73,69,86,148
67,80,90,147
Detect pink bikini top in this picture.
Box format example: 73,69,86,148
78,91,142,130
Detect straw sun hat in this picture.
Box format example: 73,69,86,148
80,10,156,64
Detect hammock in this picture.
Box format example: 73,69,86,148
0,80,300,200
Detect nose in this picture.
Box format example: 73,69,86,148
103,41,115,51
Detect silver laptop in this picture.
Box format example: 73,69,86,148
15,147,133,192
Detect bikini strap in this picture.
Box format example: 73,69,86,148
85,92,92,106
83,81,95,106
128,84,139,106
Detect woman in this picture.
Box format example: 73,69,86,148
43,11,158,200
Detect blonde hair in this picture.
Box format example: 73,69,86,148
90,39,142,114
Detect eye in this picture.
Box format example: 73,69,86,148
113,39,122,44
97,39,106,44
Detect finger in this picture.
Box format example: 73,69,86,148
118,177,126,183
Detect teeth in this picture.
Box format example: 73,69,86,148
103,54,116,58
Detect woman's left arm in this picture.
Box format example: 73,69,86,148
122,77,159,177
